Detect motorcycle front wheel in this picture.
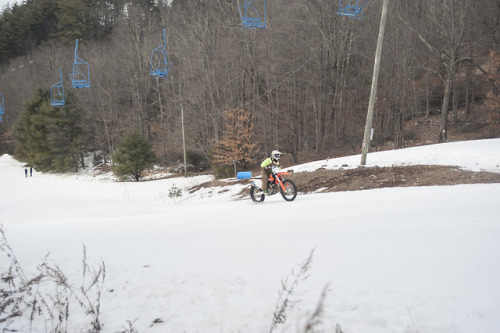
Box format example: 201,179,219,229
280,179,297,201
250,186,265,203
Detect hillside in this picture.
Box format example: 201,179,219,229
1,0,499,169
1,139,500,333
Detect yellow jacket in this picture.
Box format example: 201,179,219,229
261,157,279,169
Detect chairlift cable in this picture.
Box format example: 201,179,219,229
239,35,336,109
1,0,366,119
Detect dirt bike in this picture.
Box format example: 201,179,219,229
250,168,297,203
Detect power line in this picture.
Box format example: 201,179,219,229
239,35,336,109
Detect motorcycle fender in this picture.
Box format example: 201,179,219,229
251,179,263,190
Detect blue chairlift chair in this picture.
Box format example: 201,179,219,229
238,0,267,29
338,0,368,19
0,93,4,122
150,28,173,79
69,39,91,88
51,68,66,107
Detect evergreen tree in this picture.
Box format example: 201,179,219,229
48,101,86,171
0,0,114,64
55,0,94,43
0,0,60,64
14,88,52,170
13,87,85,172
112,131,157,181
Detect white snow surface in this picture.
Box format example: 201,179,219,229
1,139,500,333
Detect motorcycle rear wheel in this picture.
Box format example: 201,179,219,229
280,179,297,201
250,186,265,203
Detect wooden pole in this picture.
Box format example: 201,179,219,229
156,77,167,162
360,0,389,165
180,100,187,176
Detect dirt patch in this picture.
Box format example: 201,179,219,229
191,165,500,198
287,165,500,193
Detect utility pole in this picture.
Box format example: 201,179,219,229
156,77,167,162
231,160,238,179
360,0,389,165
180,100,187,176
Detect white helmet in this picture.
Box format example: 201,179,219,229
271,150,281,160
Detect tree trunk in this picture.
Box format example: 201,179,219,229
438,70,454,143
452,62,461,123
426,51,431,118
465,63,474,121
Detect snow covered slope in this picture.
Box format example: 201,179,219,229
1,139,499,333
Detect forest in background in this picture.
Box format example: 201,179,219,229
0,0,499,175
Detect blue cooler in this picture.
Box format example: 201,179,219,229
237,171,252,179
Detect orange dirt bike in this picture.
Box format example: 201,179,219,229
250,168,297,203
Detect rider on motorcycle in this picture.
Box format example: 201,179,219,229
260,150,281,195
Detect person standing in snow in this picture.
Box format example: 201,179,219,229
24,168,28,178
30,167,33,177
260,150,281,195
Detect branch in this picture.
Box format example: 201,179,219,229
459,57,489,75
397,12,438,56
